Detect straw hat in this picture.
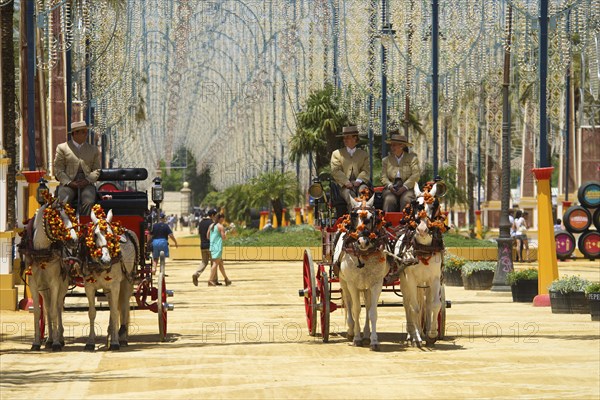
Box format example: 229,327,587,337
385,131,413,146
71,121,90,132
336,125,361,137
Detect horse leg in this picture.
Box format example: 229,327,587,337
118,278,132,346
47,285,62,351
362,290,371,345
38,289,54,350
400,272,422,347
367,283,383,351
30,279,42,351
348,285,363,347
339,278,354,341
84,284,97,351
107,285,121,351
425,279,442,346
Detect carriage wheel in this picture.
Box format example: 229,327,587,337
317,266,330,343
301,249,317,336
157,252,167,341
437,284,446,340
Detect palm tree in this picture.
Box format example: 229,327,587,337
250,172,301,227
289,83,348,173
1,0,16,229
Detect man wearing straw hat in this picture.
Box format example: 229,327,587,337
54,121,101,216
330,125,370,211
381,131,421,212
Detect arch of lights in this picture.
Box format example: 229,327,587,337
21,0,600,192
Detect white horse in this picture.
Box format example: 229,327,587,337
396,182,445,347
19,199,78,351
81,208,138,351
335,195,389,351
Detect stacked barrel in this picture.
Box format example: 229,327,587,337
557,181,600,261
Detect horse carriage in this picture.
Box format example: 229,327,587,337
299,174,450,350
18,168,173,351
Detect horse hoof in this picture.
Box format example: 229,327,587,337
370,344,381,352
52,344,62,352
44,341,52,349
31,344,41,351
361,338,371,346
120,340,128,347
353,340,363,347
109,344,120,351
84,344,95,352
347,334,354,342
425,338,437,347
60,341,65,347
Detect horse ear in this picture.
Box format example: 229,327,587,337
366,194,375,208
414,182,422,197
91,209,98,224
350,197,360,210
430,183,437,197
106,209,113,223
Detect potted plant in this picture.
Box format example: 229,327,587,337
548,275,591,314
507,268,538,302
585,282,600,321
461,261,495,290
443,253,466,286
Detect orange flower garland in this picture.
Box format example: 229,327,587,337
42,192,78,241
86,205,124,259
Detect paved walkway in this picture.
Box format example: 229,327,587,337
1,259,598,399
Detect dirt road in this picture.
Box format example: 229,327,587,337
1,258,599,399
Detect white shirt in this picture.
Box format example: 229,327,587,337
71,140,84,150
346,146,356,157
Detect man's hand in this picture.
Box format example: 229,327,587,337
344,182,353,189
393,186,408,196
352,180,362,187
69,179,89,189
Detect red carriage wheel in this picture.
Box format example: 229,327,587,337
157,251,168,341
300,249,317,336
317,266,330,343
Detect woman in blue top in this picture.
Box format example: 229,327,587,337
150,213,178,270
208,213,231,286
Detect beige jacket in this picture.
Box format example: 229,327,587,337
330,147,370,186
381,152,420,190
54,141,101,185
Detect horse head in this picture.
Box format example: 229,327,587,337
90,208,116,265
345,195,384,252
35,196,78,248
413,182,441,222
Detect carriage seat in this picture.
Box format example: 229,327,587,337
96,168,149,216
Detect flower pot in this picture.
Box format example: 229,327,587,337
462,270,494,290
510,279,538,302
549,291,589,314
588,293,600,321
443,269,463,286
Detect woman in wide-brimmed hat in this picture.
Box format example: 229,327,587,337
330,125,371,212
381,131,421,212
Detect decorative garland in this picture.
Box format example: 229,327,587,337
41,191,78,242
86,204,124,259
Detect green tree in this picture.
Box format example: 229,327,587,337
289,83,348,173
249,172,301,227
159,148,215,205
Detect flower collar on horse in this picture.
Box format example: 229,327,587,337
40,191,78,242
85,204,124,260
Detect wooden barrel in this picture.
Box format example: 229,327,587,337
578,230,600,260
577,181,600,209
554,230,576,260
594,207,600,231
563,206,592,233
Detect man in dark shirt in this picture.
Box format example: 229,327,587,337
192,209,219,286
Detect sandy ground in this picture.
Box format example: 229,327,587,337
1,256,599,400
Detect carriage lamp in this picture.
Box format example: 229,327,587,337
151,177,164,206
308,179,324,200
36,177,49,205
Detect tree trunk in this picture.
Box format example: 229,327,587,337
271,198,283,228
1,0,16,229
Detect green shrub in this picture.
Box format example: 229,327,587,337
548,275,591,294
585,282,600,294
507,268,538,285
461,261,495,277
443,253,467,273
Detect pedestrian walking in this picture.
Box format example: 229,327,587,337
149,213,178,270
208,213,231,286
192,209,218,286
